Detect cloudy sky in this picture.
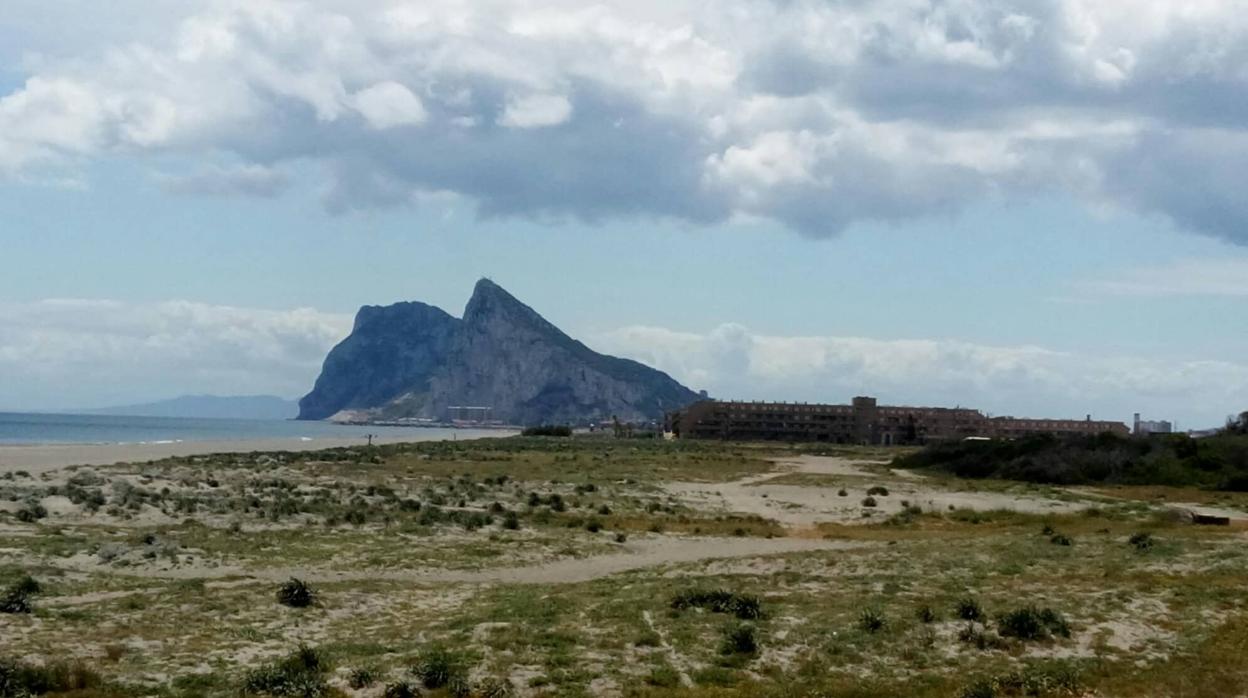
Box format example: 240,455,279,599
1,0,1245,427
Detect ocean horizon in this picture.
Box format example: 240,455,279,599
0,411,488,446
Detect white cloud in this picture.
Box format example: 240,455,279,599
1084,257,1248,297
159,164,290,197
352,81,427,129
498,93,573,129
1,1,1248,242
0,299,351,410
592,323,1248,428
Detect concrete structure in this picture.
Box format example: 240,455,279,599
668,396,1129,444
1133,413,1174,436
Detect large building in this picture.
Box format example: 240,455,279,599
668,396,1129,444
1133,413,1173,436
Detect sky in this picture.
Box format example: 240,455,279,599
1,0,1246,428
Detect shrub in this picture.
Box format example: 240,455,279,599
276,578,317,608
14,502,47,523
998,606,1071,641
614,532,628,544
243,645,330,697
348,666,379,689
597,504,612,515
521,425,572,437
476,677,516,697
382,681,419,698
720,623,758,655
671,589,762,620
585,519,603,533
867,486,890,496
1129,531,1155,551
916,605,938,624
858,607,886,633
959,678,997,698
0,656,102,695
1049,533,1073,546
646,664,682,688
861,496,878,508
959,662,1082,698
412,646,466,689
956,597,985,622
634,631,662,647
502,511,521,530
0,575,40,614
837,488,848,497
958,624,1009,651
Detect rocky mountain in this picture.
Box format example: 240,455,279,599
297,279,701,424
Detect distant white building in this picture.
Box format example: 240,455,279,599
1134,413,1173,436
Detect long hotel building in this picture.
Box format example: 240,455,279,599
668,396,1129,444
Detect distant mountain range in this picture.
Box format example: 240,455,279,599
298,278,701,425
77,395,298,420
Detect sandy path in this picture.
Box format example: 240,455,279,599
0,431,515,476
664,455,1090,526
25,536,863,586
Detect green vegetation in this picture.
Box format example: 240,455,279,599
2,436,1245,697
242,645,331,697
997,606,1071,641
0,574,40,614
0,656,102,696
671,589,763,620
275,578,316,608
520,425,572,437
896,431,1248,490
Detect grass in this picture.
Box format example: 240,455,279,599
3,436,1246,696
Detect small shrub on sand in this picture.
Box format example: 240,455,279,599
348,666,379,689
867,485,890,496
476,677,516,697
671,589,762,620
382,680,419,698
858,607,886,633
956,597,985,622
276,578,317,608
720,623,758,656
0,575,40,614
861,496,878,508
243,645,330,697
1129,531,1155,551
916,604,938,624
646,663,682,688
1049,533,1073,547
998,606,1071,641
412,646,467,689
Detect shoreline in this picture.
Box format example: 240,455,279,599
0,430,517,475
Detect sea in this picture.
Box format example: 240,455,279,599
0,411,500,446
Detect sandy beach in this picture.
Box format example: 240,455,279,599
0,430,516,475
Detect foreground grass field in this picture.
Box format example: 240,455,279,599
2,436,1245,697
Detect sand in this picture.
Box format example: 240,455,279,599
20,535,864,586
663,455,1091,526
0,430,516,475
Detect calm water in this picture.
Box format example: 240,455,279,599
0,412,496,445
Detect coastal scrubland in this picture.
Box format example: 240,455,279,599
1,436,1246,697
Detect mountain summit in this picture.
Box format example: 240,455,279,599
297,279,700,424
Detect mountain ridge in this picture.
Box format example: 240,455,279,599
73,395,298,420
298,279,700,424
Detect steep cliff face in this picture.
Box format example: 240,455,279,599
297,279,700,424
297,302,459,421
